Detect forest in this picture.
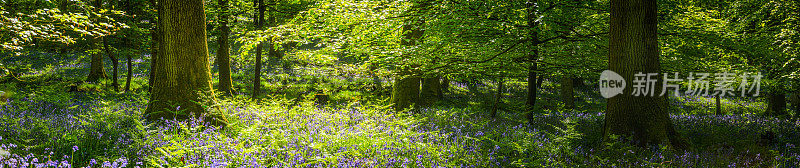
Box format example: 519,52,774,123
1,0,799,167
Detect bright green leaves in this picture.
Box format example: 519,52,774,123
0,0,126,55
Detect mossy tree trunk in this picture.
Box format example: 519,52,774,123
604,0,685,148
252,0,265,100
420,77,441,107
391,1,425,112
86,49,107,82
216,0,233,96
392,76,420,112
561,76,574,110
145,0,226,126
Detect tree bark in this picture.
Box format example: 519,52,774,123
392,76,420,112
420,76,441,107
86,50,107,83
561,76,574,110
526,0,540,124
216,0,233,96
252,0,265,100
145,0,226,126
604,0,685,148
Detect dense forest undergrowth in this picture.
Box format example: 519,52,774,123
1,52,799,167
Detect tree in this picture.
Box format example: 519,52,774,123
252,0,265,100
87,0,108,83
603,0,684,148
216,0,234,96
146,0,226,126
390,1,425,112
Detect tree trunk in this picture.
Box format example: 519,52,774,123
392,76,420,112
526,0,539,124
266,0,279,75
604,0,685,148
767,92,786,116
216,0,233,96
102,37,119,91
251,0,265,100
715,95,722,115
146,0,226,126
390,2,424,112
420,76,441,107
125,52,132,92
86,50,107,82
561,76,574,110
123,0,132,92
87,0,107,83
491,75,505,118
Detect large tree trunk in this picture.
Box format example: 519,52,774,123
86,50,107,82
392,76,420,112
604,0,684,148
561,76,574,110
391,3,424,112
251,0,265,100
526,0,539,124
767,92,786,116
146,0,226,126
420,76,441,107
216,0,233,96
